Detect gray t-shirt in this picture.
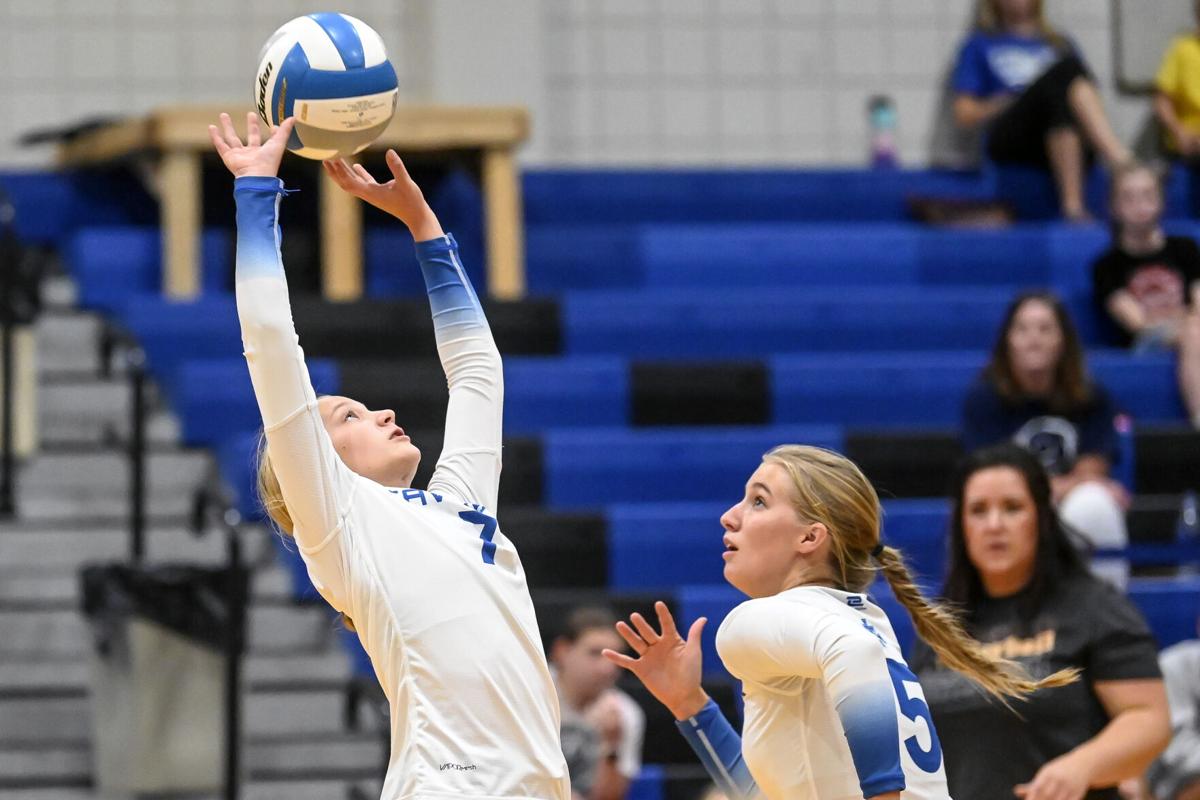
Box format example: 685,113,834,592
1149,640,1200,799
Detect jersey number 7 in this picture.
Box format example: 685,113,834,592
886,658,943,773
459,509,498,564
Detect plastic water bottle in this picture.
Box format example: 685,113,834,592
1177,490,1200,576
868,95,898,169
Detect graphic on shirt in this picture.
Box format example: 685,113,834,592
1013,415,1079,475
987,46,1056,90
1126,263,1188,321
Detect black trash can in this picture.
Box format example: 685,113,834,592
80,563,247,795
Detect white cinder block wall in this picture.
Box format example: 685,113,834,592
0,0,1158,168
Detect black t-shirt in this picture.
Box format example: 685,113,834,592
961,379,1118,475
1092,236,1200,346
910,573,1162,800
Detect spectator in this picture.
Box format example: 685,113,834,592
1154,1,1200,159
963,291,1129,584
911,444,1170,800
550,607,646,800
1147,625,1200,800
1093,161,1200,428
951,0,1130,220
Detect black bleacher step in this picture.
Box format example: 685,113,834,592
531,589,678,651
1136,426,1200,494
501,508,606,590
405,429,543,505
846,430,963,499
292,297,561,359
1129,495,1187,543
632,361,769,426
338,359,449,429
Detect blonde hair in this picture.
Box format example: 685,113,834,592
763,445,1078,705
256,431,356,632
977,0,1064,47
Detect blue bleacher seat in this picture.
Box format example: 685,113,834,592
564,287,1018,358
118,295,243,390
544,426,843,507
503,357,628,433
627,765,666,800
1127,577,1200,649
67,226,232,312
175,358,340,446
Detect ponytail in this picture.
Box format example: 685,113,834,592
874,545,1079,706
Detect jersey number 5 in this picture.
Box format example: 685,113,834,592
459,509,498,564
886,659,943,773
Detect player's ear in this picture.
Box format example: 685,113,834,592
794,521,828,554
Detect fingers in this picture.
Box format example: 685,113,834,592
322,158,355,188
686,616,708,645
629,612,661,645
614,620,647,656
385,149,410,181
654,600,678,638
207,124,230,157
218,112,242,149
271,116,296,145
246,112,261,147
601,648,637,670
1013,786,1028,798
351,162,378,185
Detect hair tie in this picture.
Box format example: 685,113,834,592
870,543,885,559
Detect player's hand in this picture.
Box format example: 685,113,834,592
602,601,709,721
1014,752,1090,800
323,150,444,241
208,112,294,179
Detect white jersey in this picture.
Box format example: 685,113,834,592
234,177,570,800
716,586,951,800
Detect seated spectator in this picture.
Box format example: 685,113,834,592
951,0,1130,220
1093,162,1200,428
1154,2,1200,159
1147,624,1200,800
550,607,646,800
963,291,1129,584
911,444,1170,800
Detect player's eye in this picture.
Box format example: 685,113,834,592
344,411,358,421
752,496,766,508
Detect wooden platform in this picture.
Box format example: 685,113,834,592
58,104,531,300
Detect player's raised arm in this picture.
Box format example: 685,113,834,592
324,154,504,510
603,602,761,800
211,112,358,561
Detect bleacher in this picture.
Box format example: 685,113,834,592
6,161,1200,799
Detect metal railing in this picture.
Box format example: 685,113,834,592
0,189,18,517
98,323,149,562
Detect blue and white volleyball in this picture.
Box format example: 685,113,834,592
254,13,398,160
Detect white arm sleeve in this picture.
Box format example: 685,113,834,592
718,600,908,797
414,234,504,512
234,176,358,607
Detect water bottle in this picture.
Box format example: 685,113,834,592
1177,490,1200,576
868,95,898,169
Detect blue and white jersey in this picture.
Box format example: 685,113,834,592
716,586,950,800
234,176,570,800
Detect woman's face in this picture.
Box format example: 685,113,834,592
719,462,821,598
1112,170,1163,232
318,395,421,487
1007,299,1064,382
993,0,1039,25
961,466,1041,595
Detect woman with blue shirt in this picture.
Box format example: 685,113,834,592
952,0,1130,221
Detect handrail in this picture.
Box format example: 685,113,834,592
99,321,148,563
190,470,248,800
0,189,15,518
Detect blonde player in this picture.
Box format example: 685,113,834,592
604,445,1079,800
208,113,570,800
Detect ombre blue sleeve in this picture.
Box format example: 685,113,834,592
675,700,759,800
415,234,504,511
234,176,357,605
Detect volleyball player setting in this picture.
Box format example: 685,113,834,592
253,12,398,159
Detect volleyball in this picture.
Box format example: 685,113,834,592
253,13,398,160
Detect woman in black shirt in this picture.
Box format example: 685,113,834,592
911,445,1169,800
1092,162,1200,428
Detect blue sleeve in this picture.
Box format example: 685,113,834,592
234,176,289,281
961,381,1009,453
951,35,989,96
675,700,759,800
